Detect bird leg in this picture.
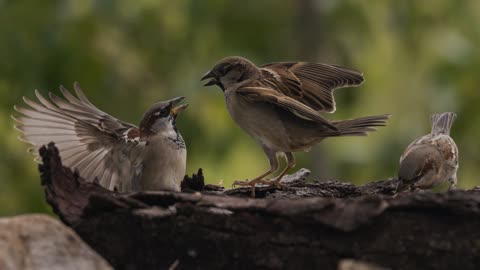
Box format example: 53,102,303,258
232,148,279,197
269,152,296,187
232,170,275,197
233,153,295,197
232,169,273,186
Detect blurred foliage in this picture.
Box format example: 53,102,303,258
1,0,479,215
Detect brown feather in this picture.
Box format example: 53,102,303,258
237,86,338,130
259,62,365,113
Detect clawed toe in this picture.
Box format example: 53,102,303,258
231,177,287,198
258,179,286,189
272,181,286,189
232,178,286,190
232,180,251,188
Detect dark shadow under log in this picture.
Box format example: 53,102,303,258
39,143,480,270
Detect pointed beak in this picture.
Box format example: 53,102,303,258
171,104,188,117
200,70,219,86
169,96,185,106
170,96,188,117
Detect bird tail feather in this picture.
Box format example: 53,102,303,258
431,112,456,135
330,114,391,136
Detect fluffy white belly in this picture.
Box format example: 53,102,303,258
140,137,187,191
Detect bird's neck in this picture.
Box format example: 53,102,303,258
146,129,185,150
227,74,260,92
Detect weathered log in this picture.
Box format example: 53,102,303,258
39,143,480,270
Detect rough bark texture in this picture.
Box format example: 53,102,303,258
39,143,480,270
0,214,112,270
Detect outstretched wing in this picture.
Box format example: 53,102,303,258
258,61,365,113
13,82,146,192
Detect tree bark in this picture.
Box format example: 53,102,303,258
39,143,480,270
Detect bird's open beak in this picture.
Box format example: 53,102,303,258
171,104,188,117
169,96,188,117
200,70,219,86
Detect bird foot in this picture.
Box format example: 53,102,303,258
232,178,286,197
232,179,256,188
264,179,287,189
232,179,260,197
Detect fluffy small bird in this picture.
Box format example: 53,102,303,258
13,82,188,192
201,56,390,195
396,112,459,193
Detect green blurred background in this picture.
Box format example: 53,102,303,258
1,0,479,215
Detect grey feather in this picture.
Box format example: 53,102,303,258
13,83,146,192
431,112,456,135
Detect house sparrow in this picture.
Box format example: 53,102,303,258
201,56,390,195
396,112,459,193
13,82,188,192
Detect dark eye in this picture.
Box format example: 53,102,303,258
222,64,232,74
155,108,168,117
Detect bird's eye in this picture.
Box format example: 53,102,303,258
222,64,232,74
155,109,167,117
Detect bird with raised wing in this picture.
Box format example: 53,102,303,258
202,56,390,196
396,112,459,193
13,82,188,192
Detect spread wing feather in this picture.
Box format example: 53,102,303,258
259,61,365,113
13,82,145,192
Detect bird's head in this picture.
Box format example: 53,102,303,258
201,56,257,91
140,96,188,138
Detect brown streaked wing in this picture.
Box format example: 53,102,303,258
237,86,337,130
260,61,365,113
